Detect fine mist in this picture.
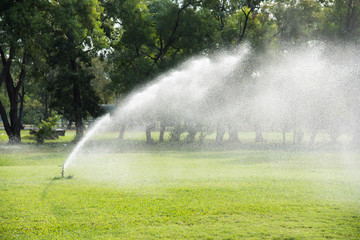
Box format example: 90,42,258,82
108,43,359,144
64,42,360,178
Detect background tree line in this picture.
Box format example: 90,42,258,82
0,0,359,144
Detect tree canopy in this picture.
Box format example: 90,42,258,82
0,0,359,144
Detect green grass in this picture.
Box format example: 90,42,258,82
1,132,360,239
0,129,76,144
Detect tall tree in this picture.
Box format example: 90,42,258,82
106,0,218,95
0,0,50,144
47,0,106,141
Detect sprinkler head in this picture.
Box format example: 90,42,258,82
60,164,65,178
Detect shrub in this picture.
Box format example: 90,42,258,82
34,117,58,144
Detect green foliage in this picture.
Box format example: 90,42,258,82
0,0,50,54
319,0,360,42
0,0,52,143
22,96,43,125
106,0,220,96
34,116,59,144
269,0,322,42
90,57,114,104
2,0,360,143
43,0,107,140
49,68,104,121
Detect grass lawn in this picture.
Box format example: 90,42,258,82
0,130,360,239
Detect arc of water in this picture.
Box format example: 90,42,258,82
62,46,249,172
63,114,111,170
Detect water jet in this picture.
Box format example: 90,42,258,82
62,43,360,177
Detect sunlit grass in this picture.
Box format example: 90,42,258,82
1,140,359,239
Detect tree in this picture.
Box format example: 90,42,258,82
264,0,323,44
201,0,264,46
104,0,219,143
107,0,218,96
319,0,360,42
0,0,50,144
47,0,106,141
90,57,114,104
231,0,263,43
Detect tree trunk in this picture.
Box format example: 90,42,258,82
0,97,22,144
119,125,126,140
185,124,197,143
73,80,84,141
0,49,26,144
309,128,318,146
293,130,304,144
146,123,155,144
159,122,166,142
19,86,25,129
254,122,264,142
215,121,225,143
238,8,252,43
0,101,19,144
228,124,240,143
74,115,84,141
169,123,183,143
71,59,84,141
43,91,50,120
8,131,21,144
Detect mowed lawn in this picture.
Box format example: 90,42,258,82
1,130,360,239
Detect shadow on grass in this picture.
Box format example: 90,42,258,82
52,175,74,180
41,175,74,200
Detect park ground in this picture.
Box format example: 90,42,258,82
0,129,360,239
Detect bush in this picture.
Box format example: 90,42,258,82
33,117,58,144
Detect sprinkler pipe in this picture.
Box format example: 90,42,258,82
60,164,65,178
